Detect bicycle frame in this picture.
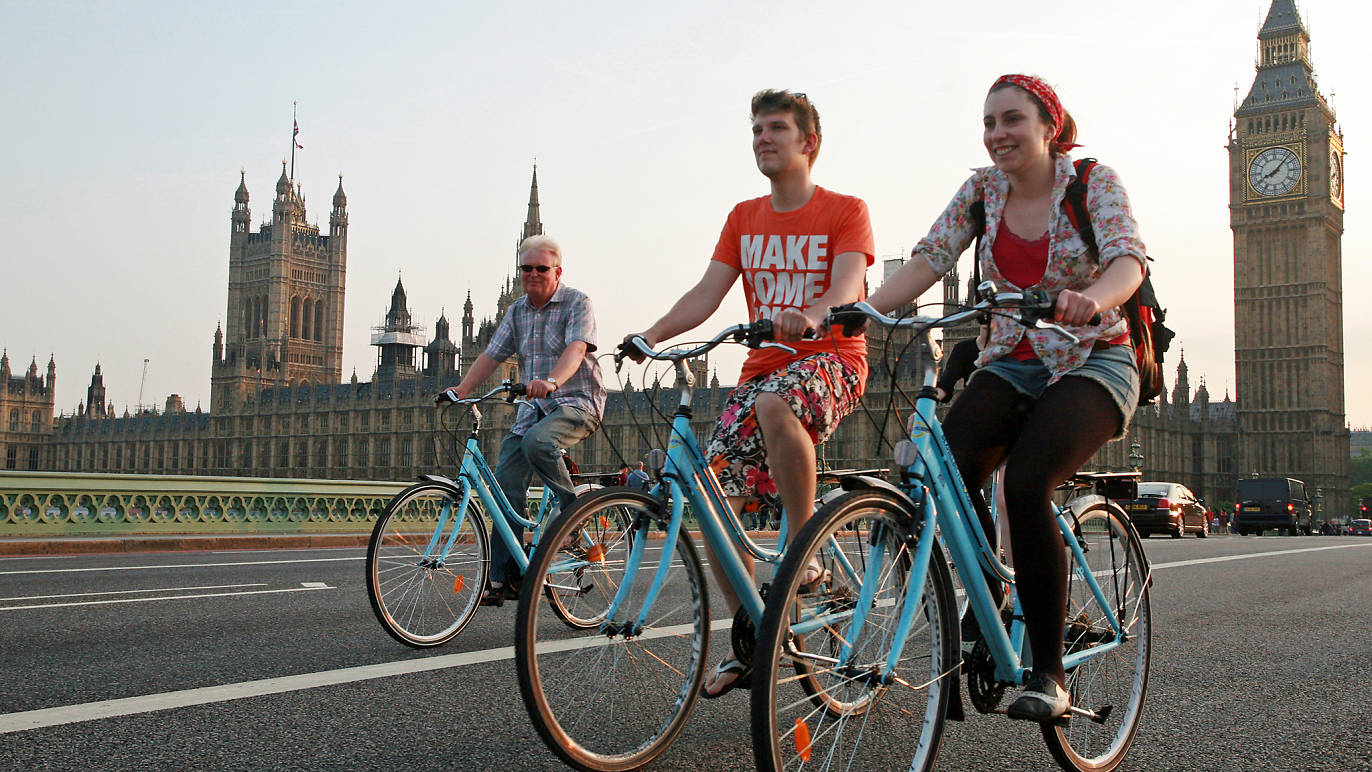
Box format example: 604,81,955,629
603,356,794,631
421,389,557,575
811,301,1131,687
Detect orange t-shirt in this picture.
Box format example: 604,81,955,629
710,187,876,385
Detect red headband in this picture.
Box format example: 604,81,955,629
991,74,1080,153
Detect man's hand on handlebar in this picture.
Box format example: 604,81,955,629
526,379,557,399
772,307,819,342
618,333,654,365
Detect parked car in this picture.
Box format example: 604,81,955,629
1234,477,1312,536
1122,482,1208,538
1351,519,1372,537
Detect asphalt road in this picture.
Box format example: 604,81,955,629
1,533,1369,771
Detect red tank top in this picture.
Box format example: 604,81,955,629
992,227,1049,360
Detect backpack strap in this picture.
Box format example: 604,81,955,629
1062,157,1099,255
969,199,986,300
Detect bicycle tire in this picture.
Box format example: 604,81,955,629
515,488,709,771
1041,501,1152,772
365,481,488,648
751,489,957,772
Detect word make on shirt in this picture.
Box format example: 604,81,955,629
739,234,831,320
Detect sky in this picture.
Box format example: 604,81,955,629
1,0,1368,426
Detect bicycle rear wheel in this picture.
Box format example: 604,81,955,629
515,489,708,771
365,481,488,647
751,489,957,772
541,494,633,629
1042,502,1152,771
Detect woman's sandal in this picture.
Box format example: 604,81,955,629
700,657,752,699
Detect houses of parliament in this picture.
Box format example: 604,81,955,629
0,0,1350,513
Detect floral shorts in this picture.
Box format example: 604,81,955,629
706,353,863,499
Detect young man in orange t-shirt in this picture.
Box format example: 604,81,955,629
627,89,875,697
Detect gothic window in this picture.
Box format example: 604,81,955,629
358,438,370,466
5,447,16,469
27,447,37,469
8,409,18,431
314,300,325,342
316,440,328,469
277,441,288,469
296,441,308,469
335,440,347,467
377,438,391,466
400,438,413,468
302,299,313,342
381,411,391,429
30,411,40,432
291,297,301,339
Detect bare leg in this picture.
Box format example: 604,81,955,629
753,393,817,539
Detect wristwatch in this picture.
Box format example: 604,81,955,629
545,376,558,391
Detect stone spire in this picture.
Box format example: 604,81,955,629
521,163,543,243
1172,348,1191,406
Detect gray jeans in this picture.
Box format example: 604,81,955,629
491,405,599,582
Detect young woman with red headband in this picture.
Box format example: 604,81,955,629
866,74,1147,721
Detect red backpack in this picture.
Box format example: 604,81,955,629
968,158,1174,405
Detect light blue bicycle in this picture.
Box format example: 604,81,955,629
365,381,605,648
750,290,1153,772
514,320,818,771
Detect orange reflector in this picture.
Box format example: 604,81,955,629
453,575,465,594
586,544,606,563
600,515,608,529
794,718,812,762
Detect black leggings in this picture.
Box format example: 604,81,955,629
942,370,1123,684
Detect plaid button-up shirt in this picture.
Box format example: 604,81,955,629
485,283,606,435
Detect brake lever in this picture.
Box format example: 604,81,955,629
1031,319,1082,345
756,341,798,355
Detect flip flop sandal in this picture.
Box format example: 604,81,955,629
700,657,752,699
798,558,831,593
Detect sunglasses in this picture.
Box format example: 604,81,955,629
519,264,556,274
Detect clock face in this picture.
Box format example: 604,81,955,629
1248,146,1302,197
1329,149,1343,201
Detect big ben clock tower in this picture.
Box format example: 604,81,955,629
1229,0,1349,517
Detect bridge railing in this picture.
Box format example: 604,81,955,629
0,471,413,537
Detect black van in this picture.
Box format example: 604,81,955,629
1234,477,1312,536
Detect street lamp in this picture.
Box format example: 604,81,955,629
1128,441,1143,474
1314,488,1324,533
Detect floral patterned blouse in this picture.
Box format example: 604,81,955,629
913,154,1147,383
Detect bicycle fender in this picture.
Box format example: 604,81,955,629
418,474,463,496
838,475,922,517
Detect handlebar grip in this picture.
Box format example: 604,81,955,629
827,304,867,337
506,383,528,402
1088,313,1102,326
434,389,459,405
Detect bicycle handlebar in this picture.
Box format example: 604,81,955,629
434,380,528,407
827,284,1098,345
614,319,798,371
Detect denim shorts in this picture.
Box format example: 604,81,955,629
969,345,1140,436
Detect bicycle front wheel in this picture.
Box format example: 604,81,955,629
515,489,709,771
752,489,957,772
1042,501,1152,771
365,481,488,647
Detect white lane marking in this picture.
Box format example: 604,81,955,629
1151,541,1372,570
0,583,266,602
0,585,334,612
0,614,734,734
0,557,363,576
0,542,691,577
300,582,328,588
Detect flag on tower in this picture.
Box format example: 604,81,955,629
293,119,304,149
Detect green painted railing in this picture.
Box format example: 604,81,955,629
0,471,410,537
